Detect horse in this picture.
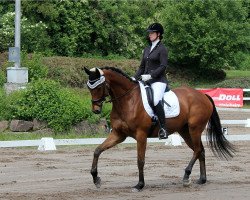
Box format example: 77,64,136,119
84,66,235,192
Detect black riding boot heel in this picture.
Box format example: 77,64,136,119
154,101,169,139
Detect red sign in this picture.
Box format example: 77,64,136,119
199,88,243,107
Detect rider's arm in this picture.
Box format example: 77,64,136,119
150,46,168,79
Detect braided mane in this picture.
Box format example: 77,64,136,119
100,66,136,82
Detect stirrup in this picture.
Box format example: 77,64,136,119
158,128,168,139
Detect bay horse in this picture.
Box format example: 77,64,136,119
84,66,235,192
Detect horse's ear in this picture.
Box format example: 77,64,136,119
95,68,101,76
84,67,90,75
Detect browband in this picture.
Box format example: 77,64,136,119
87,76,105,89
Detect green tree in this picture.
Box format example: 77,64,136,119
21,0,163,58
161,0,250,70
0,11,51,53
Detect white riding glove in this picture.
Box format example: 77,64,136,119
131,77,136,81
141,74,152,81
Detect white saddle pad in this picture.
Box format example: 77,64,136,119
139,82,180,118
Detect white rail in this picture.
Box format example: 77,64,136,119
0,135,250,148
221,119,250,127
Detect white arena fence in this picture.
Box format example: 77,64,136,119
221,119,250,127
0,134,250,149
0,114,249,149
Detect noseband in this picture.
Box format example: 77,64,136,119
91,82,110,104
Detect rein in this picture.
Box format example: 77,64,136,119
106,84,139,103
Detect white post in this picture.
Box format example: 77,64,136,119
14,0,21,68
38,137,57,151
246,119,250,127
5,0,28,94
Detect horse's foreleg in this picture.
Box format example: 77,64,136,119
132,136,147,192
91,132,125,188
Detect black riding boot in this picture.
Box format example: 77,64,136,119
154,101,169,139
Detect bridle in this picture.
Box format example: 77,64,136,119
87,75,138,105
106,84,138,103
90,82,110,105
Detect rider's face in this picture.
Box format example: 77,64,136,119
148,32,159,42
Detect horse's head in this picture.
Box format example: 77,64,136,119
84,67,109,114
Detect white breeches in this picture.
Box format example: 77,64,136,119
151,82,167,106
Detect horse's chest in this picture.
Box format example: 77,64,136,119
112,119,131,134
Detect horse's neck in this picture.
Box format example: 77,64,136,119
105,71,135,98
104,70,141,121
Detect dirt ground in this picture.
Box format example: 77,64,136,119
0,109,249,200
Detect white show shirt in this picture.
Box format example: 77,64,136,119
150,39,160,52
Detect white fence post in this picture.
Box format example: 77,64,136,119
246,119,250,127
38,137,56,151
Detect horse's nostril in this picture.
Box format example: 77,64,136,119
93,109,101,114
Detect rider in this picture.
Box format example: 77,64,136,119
134,22,169,139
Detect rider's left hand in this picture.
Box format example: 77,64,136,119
141,74,152,81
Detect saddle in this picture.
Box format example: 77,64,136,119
142,81,171,109
139,81,180,119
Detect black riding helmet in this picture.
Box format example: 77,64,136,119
147,23,164,35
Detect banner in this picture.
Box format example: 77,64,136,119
199,88,243,107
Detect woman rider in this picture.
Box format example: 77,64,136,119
134,22,169,139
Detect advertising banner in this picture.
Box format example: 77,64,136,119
199,88,243,107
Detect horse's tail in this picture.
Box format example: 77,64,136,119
205,94,236,159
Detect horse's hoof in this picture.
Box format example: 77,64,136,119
196,178,206,185
132,182,144,192
131,187,142,192
183,178,191,187
94,177,101,188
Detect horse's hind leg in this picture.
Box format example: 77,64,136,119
197,143,206,184
179,126,206,186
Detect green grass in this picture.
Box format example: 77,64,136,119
225,70,250,78
0,132,108,141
